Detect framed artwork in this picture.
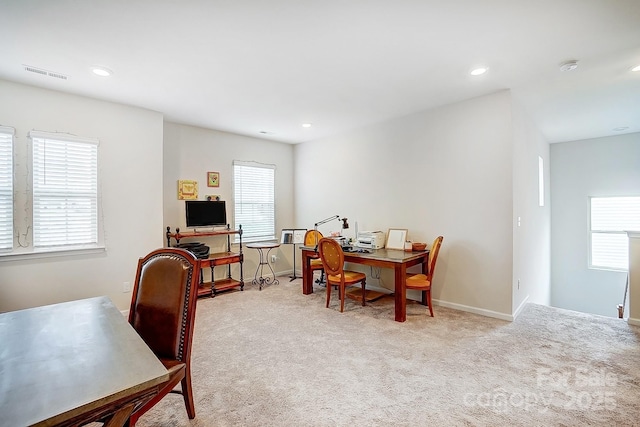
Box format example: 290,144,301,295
207,171,220,187
178,180,198,200
386,228,408,250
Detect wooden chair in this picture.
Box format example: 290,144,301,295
317,237,366,312
128,248,200,426
304,229,325,283
405,236,443,317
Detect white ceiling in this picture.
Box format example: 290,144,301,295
1,0,639,144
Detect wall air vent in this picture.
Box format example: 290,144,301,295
23,65,68,80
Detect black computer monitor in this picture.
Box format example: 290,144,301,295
185,200,227,227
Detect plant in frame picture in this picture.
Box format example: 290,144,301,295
207,171,220,187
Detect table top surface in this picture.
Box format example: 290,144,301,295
300,245,428,263
0,296,169,426
246,242,281,249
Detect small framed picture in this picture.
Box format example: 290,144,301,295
178,180,198,200
207,171,220,187
386,228,408,250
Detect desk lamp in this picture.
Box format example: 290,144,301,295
313,215,349,250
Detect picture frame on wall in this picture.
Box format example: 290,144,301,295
178,180,198,200
207,171,220,187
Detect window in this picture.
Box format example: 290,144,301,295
30,131,99,249
233,160,275,242
590,196,640,271
0,127,14,250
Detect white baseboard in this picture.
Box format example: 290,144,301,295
512,295,530,320
283,270,514,321
275,269,294,278
628,317,640,327
433,298,514,321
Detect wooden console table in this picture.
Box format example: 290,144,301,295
166,226,244,297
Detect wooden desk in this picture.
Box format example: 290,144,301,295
0,296,169,427
301,246,429,322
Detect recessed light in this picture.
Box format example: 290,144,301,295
559,60,579,72
613,126,629,132
470,67,488,76
91,66,113,77
632,64,640,72
302,123,312,128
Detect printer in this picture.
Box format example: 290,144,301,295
356,231,385,249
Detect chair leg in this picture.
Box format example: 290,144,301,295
326,281,331,308
181,370,196,419
340,285,345,313
361,280,366,306
426,289,434,317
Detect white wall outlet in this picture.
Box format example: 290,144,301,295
123,281,131,293
271,254,277,263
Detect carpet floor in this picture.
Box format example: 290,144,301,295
136,278,640,427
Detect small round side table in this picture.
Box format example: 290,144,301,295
246,242,280,290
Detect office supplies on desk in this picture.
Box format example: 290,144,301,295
313,215,348,250
356,231,385,249
343,246,371,254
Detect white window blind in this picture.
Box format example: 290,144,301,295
590,196,640,270
233,161,275,242
30,131,98,248
0,127,14,250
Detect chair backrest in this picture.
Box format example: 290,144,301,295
129,248,200,363
318,238,344,277
428,236,444,280
304,229,324,247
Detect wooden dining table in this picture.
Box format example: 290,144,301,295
300,246,429,322
0,296,169,427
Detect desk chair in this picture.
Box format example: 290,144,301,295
304,229,325,284
318,237,366,312
405,236,443,317
128,248,200,426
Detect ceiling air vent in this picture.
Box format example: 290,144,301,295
23,65,68,80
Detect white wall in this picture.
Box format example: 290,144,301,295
550,133,640,317
0,80,164,312
162,122,295,281
629,232,640,325
294,91,515,318
511,99,551,315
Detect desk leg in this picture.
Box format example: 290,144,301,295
394,263,407,322
301,251,313,295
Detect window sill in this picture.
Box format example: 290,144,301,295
0,245,106,262
588,265,628,273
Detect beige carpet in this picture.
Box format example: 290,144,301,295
136,278,640,427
